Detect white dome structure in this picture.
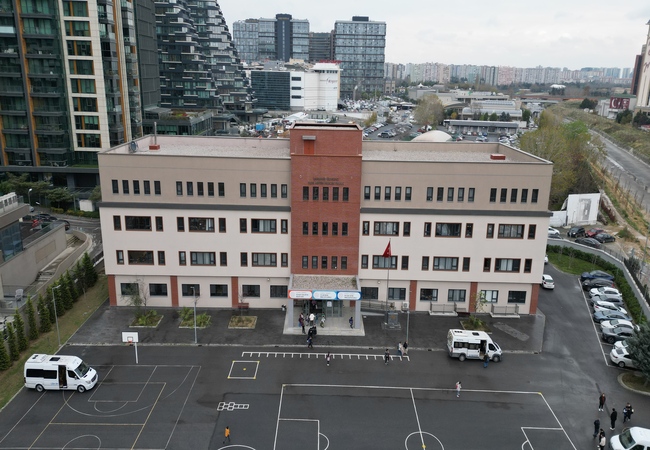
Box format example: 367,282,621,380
412,130,452,142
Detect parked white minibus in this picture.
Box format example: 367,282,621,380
24,354,98,392
447,329,502,362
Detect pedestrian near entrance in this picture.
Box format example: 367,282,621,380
456,381,461,397
349,316,354,328
384,349,390,365
326,352,331,367
593,419,600,438
298,316,305,334
623,403,634,422
610,408,617,430
403,341,408,355
598,431,606,450
397,342,403,357
309,313,315,326
223,426,231,444
307,336,313,349
483,354,489,368
599,393,606,411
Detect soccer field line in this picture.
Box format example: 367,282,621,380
242,351,410,362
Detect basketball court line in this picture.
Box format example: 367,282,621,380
242,351,410,362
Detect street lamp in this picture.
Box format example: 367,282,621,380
51,285,61,347
191,286,198,344
28,188,32,207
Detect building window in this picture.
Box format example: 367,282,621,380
210,284,228,297
154,181,161,195
240,183,246,198
481,290,498,303
388,288,406,300
426,187,433,201
528,225,536,239
498,224,524,238
128,250,153,265
341,256,347,270
122,180,129,194
251,219,276,233
312,222,318,235
457,187,465,202
321,256,328,269
490,188,497,202
532,189,539,203
343,188,349,201
322,222,328,235
312,256,318,269
374,222,399,236
158,251,165,265
186,182,193,196
116,250,124,264
281,220,288,234
113,215,121,230
331,256,338,270
177,217,184,232
487,224,494,238
422,256,430,270
333,187,339,201
322,187,329,201
240,252,248,266
312,186,319,200
521,188,528,203
420,288,438,301
364,186,371,200
405,187,412,201
155,216,163,231
507,291,526,304
524,258,532,273
218,182,225,197
333,223,338,236
385,186,391,200
250,184,256,198
149,284,168,296
465,223,473,238
242,285,260,297
302,256,308,269
468,188,475,202
252,253,277,267
260,184,267,198
125,216,151,230
271,184,277,198
433,257,458,271
361,287,378,300
176,181,182,196
403,222,411,237
448,289,466,302
362,221,370,236
303,222,309,235
197,182,204,196
220,252,227,266
281,253,288,267
208,182,215,197
401,256,409,270
498,188,506,202
191,252,216,266
133,180,140,195
303,187,309,201
240,219,247,233
483,258,491,272
424,222,431,237
182,284,200,297
112,179,118,194
189,218,215,232
179,251,186,265
462,257,470,272
361,255,368,269
342,223,348,236
435,223,461,237
374,186,381,200
281,184,288,198
395,187,401,201
373,255,397,269
219,218,226,233
120,283,138,296
447,187,454,202
437,187,444,202
495,258,521,272
270,285,288,298
510,188,518,203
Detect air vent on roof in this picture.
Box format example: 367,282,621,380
490,154,506,160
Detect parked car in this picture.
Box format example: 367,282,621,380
582,278,616,291
36,213,58,222
610,347,636,369
547,227,561,238
541,274,555,289
589,286,621,298
586,228,605,238
609,427,650,450
575,237,601,249
592,309,631,323
600,319,639,333
590,293,624,306
567,226,586,238
594,233,616,243
601,326,635,344
580,270,615,282
544,254,548,264
613,339,630,351
592,300,627,316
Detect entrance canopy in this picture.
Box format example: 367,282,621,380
289,274,361,300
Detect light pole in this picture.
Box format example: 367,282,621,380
191,286,198,344
28,188,32,207
51,285,61,347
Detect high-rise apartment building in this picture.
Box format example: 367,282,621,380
0,0,145,186
334,16,386,98
233,14,309,63
632,20,650,109
309,31,334,62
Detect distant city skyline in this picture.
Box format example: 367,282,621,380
221,1,650,69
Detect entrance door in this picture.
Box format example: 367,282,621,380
58,365,66,388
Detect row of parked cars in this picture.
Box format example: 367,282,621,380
548,226,616,249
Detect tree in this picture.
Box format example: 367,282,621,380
616,109,633,125
26,297,39,341
627,322,650,386
579,98,597,110
47,285,65,318
46,187,73,209
64,271,78,303
413,95,444,128
0,340,10,370
13,311,28,352
81,253,98,286
6,323,19,361
89,185,102,204
489,112,498,121
633,112,650,126
37,295,52,333
522,109,531,125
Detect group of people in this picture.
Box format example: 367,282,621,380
594,393,634,449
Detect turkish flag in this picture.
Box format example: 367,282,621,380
382,241,391,258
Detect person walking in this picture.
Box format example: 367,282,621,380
402,341,408,355
384,349,390,365
326,352,331,367
223,426,231,444
349,316,354,328
623,403,634,423
309,313,315,326
307,336,313,349
599,393,606,411
610,408,617,430
483,353,489,368
456,381,462,398
598,430,606,450
397,342,403,357
299,315,305,334
593,419,600,438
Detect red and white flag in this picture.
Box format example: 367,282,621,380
382,241,391,258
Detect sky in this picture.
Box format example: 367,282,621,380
220,1,650,70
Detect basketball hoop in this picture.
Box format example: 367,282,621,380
127,337,133,346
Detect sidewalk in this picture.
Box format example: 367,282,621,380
69,301,545,353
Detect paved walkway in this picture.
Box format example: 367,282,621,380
69,301,545,353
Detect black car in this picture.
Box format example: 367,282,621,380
601,326,635,344
582,278,616,291
568,226,586,238
37,213,58,222
580,270,615,282
594,233,616,243
575,237,601,249
592,310,631,323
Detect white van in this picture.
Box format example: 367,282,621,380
24,354,98,393
609,427,650,450
447,329,502,362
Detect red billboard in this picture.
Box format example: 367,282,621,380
609,97,630,110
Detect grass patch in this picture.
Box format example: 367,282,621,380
130,314,163,328
0,275,108,410
460,319,491,332
228,315,257,329
547,251,602,275
621,372,650,393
